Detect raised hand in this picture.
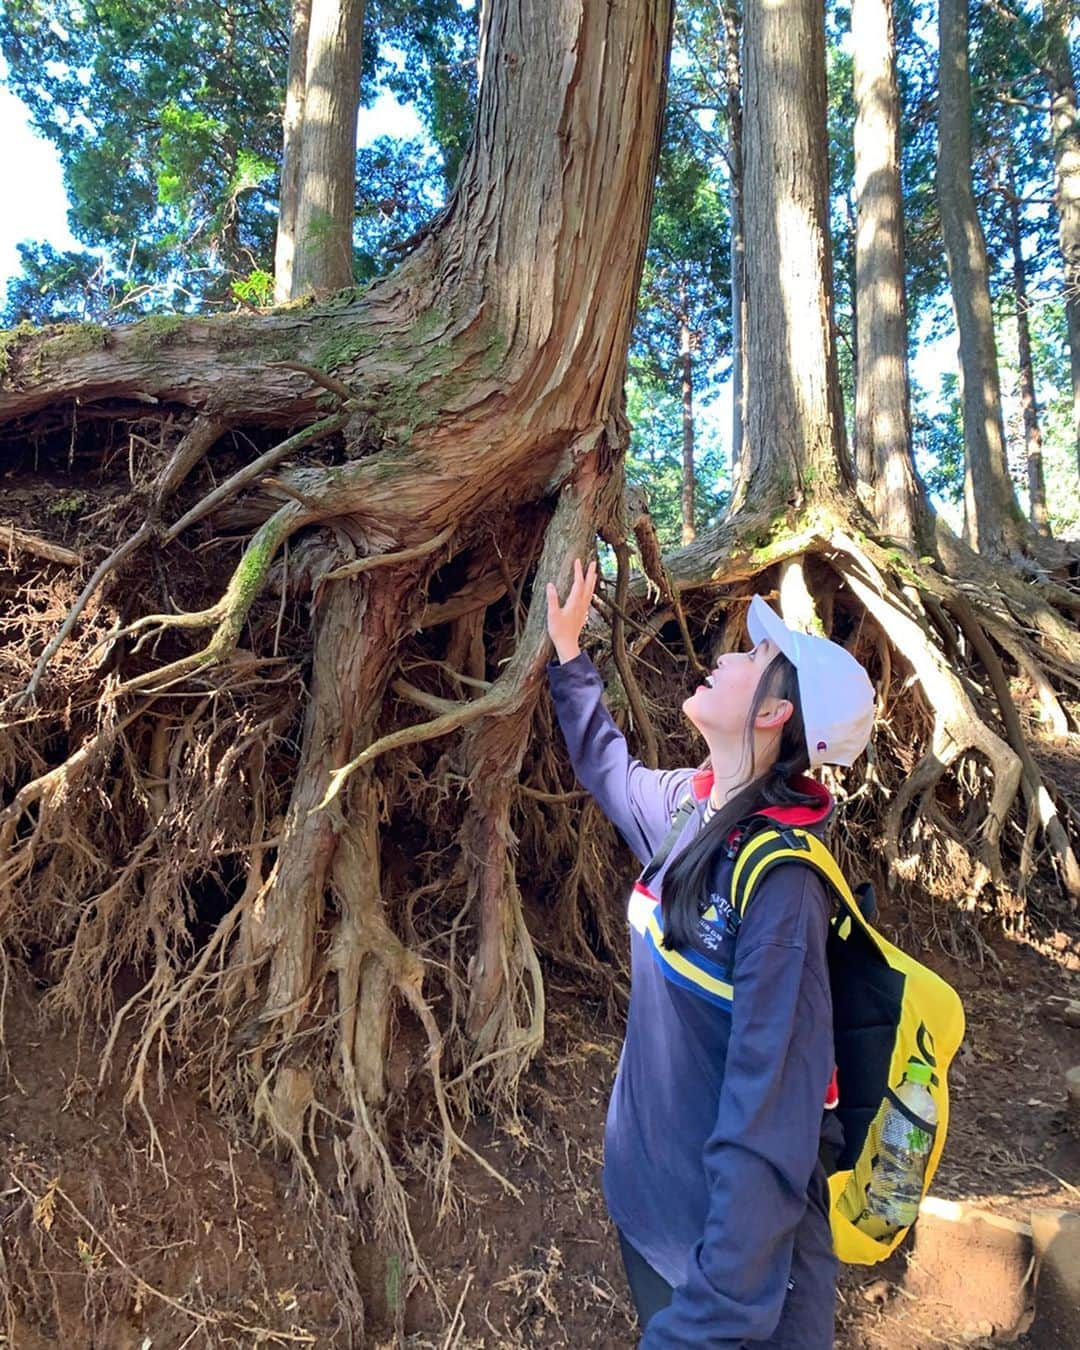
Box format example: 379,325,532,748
545,557,597,664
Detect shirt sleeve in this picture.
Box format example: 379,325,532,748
547,652,693,864
640,863,834,1347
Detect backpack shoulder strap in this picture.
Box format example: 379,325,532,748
729,826,875,940
639,792,698,889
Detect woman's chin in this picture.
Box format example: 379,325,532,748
681,697,703,731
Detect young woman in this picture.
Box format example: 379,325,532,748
545,559,875,1348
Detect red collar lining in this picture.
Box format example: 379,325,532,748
692,770,832,826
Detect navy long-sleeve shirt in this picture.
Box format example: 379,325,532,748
548,652,837,1347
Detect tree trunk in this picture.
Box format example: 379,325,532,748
937,0,1027,557
274,0,314,305
680,309,696,544
852,0,919,546
1044,0,1080,480
722,2,746,483
736,0,850,511
290,0,366,298
1006,162,1051,537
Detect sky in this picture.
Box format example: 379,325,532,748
0,67,424,295
0,82,81,285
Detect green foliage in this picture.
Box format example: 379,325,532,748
376,0,479,190
2,245,118,325
1020,299,1080,538
627,2,732,542
1,1,479,321
352,138,448,282
626,375,730,550
231,269,275,309
913,372,965,508
47,490,87,516
1,1,288,315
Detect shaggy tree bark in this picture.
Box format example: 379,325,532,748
1044,0,1080,479
852,0,919,546
289,0,366,298
938,0,1027,557
736,0,850,510
274,0,314,304
721,1,746,481
1004,161,1051,536
0,0,676,1212
680,310,696,544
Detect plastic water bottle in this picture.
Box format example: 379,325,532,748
866,1061,936,1231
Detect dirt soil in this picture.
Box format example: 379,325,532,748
1,892,1077,1350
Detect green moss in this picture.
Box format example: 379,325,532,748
134,314,187,350
478,324,509,376
46,491,87,517
313,308,515,448
0,320,38,382
39,321,110,361
232,530,277,603
315,325,381,371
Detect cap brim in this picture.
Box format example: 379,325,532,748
747,595,798,666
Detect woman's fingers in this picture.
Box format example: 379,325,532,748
583,558,597,604
546,557,596,631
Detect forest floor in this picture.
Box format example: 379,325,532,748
1,473,1079,1346
1,844,1078,1350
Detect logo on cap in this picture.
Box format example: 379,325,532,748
816,740,828,752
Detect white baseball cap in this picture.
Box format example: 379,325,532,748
747,595,875,769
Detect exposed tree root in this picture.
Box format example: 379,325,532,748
1,403,1078,1349
0,522,82,567
0,27,1074,1335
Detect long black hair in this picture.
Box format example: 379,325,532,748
661,651,818,950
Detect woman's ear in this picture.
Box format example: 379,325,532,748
754,697,793,732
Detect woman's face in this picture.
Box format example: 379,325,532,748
682,637,779,740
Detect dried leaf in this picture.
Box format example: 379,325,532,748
32,1178,59,1233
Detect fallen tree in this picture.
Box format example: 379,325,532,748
0,0,1078,1342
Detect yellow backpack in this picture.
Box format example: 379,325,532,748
730,826,966,1265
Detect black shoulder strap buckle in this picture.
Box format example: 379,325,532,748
776,827,812,852
640,793,697,888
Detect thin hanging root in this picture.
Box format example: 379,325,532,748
989,626,1072,736
0,705,143,869
104,503,303,695
7,1170,316,1347
947,595,1080,904
319,683,513,810
329,825,522,1217
120,880,259,1174
397,964,523,1213
151,412,232,507
449,893,546,1097
601,531,659,767
48,415,341,702
161,411,345,542
318,522,456,586
627,493,706,676
14,522,154,708
832,532,1021,885
15,414,239,706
